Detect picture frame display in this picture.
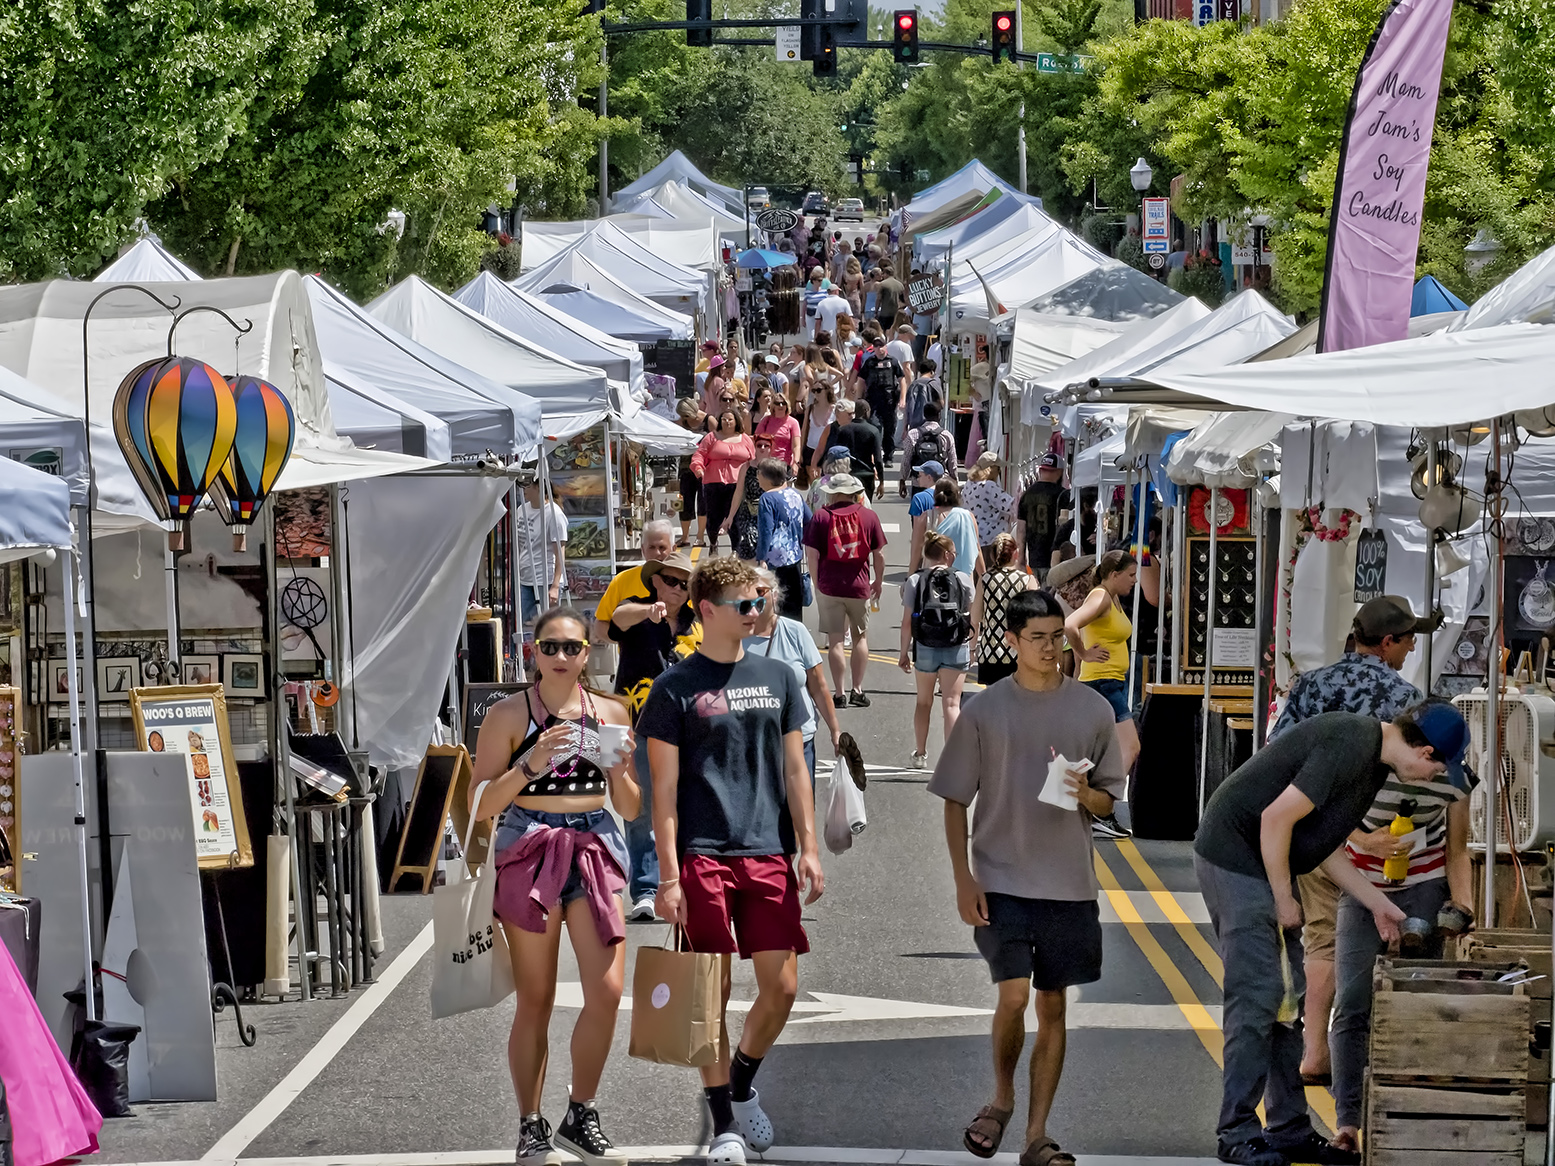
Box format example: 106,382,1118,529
180,654,220,688
96,656,143,702
129,684,254,870
47,660,83,705
223,653,266,698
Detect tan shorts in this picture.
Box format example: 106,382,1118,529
817,592,869,641
1297,866,1340,961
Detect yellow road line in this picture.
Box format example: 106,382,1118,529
1105,842,1338,1136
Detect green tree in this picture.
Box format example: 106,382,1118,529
0,0,297,281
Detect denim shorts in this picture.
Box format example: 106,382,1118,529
914,641,971,673
1084,677,1132,723
494,805,628,906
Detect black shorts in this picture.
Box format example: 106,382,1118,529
973,894,1103,990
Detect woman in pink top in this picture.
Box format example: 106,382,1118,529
690,409,755,552
755,395,801,477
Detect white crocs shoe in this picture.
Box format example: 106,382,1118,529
707,1131,747,1166
731,1090,774,1153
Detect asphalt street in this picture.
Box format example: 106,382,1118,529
90,481,1298,1166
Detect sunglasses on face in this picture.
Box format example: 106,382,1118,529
537,639,587,657
657,575,689,590
712,595,767,616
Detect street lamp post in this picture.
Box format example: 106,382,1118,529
1129,155,1153,221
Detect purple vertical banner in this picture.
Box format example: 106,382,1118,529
1316,0,1453,354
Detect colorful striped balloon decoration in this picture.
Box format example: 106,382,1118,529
112,356,238,544
210,374,295,549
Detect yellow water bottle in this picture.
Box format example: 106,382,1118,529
1382,798,1416,885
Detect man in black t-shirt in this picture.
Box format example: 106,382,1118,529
1015,454,1066,578
1192,706,1468,1166
857,335,907,465
640,556,823,1166
829,399,884,499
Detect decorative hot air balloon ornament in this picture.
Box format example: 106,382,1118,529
208,375,295,551
112,356,238,550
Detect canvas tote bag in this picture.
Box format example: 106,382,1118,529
430,781,516,1019
628,926,723,1067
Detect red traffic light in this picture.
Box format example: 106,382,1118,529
897,11,914,27
994,13,1012,30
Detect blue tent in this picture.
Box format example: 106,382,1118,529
1412,274,1468,316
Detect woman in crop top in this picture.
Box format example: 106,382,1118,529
470,607,639,1166
1063,549,1141,772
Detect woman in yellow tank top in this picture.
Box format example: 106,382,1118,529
1063,550,1141,773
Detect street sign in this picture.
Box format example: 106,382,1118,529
1035,52,1090,73
755,208,800,233
1147,253,1166,271
1142,196,1169,254
775,26,801,61
906,273,944,315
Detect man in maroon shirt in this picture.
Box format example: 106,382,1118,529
804,474,887,708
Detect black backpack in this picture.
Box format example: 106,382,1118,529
913,566,970,650
909,424,945,472
864,354,898,396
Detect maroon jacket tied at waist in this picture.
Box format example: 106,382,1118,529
493,824,626,947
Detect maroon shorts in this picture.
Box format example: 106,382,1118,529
679,854,810,959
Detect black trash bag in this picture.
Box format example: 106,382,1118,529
69,1020,141,1118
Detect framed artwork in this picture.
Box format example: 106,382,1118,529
96,656,143,702
180,654,220,688
48,660,83,705
223,653,266,699
129,684,252,870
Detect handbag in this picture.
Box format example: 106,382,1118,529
429,781,515,1019
628,927,723,1067
801,568,814,607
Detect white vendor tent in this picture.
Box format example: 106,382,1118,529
529,272,693,343
0,367,93,506
369,276,623,441
898,160,1038,228
917,200,1053,266
1167,411,1291,490
949,234,1112,330
518,223,711,320
521,214,667,272
324,365,453,462
96,238,202,282
0,451,73,565
615,180,748,242
612,150,744,216
453,272,645,392
305,275,543,459
1030,297,1212,401
1452,242,1555,331
1024,265,1185,322
1007,311,1132,385
1102,291,1297,387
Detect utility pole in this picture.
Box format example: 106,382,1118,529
598,42,609,213
1015,3,1027,194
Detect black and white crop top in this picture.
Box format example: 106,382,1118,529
508,686,610,797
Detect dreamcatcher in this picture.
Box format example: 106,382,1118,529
280,575,330,660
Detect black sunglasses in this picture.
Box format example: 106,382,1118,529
537,639,587,657
712,596,767,616
656,575,689,590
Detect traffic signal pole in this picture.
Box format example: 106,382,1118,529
1015,6,1026,194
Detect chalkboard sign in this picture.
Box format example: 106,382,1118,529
463,683,526,763
643,339,697,398
389,744,471,894
1354,529,1388,602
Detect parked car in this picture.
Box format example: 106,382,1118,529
801,191,830,215
834,198,866,221
746,186,771,209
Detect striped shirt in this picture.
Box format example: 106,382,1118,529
1343,772,1465,888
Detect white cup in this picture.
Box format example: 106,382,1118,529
597,723,630,766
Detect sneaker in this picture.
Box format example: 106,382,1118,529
628,895,656,922
848,690,871,707
1091,813,1131,839
516,1116,567,1166
706,1131,747,1166
730,1089,774,1152
1271,1131,1360,1165
555,1104,627,1166
910,751,928,769
1216,1137,1284,1166
832,693,847,710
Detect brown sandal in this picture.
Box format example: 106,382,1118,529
1019,1137,1076,1166
962,1104,1013,1159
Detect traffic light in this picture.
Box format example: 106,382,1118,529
813,25,836,75
893,10,919,64
686,0,712,46
991,10,1016,61
799,0,820,59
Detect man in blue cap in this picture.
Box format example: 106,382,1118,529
1193,701,1470,1166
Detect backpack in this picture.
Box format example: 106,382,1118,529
864,354,898,396
909,424,946,472
913,566,970,650
825,505,868,562
903,378,941,427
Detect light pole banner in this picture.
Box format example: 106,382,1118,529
1317,0,1453,354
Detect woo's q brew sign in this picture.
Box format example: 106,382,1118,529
1317,0,1453,353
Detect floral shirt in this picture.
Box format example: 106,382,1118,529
757,487,811,568
961,479,1015,546
1269,652,1421,740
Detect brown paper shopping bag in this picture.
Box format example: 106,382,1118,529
628,928,723,1067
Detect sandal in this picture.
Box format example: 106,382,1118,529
1019,1137,1076,1166
962,1104,1013,1159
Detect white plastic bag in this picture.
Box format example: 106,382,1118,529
822,758,868,855
430,781,515,1019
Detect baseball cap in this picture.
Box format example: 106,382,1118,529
1354,595,1442,638
1038,452,1062,469
914,459,945,480
1408,701,1471,790
824,444,852,464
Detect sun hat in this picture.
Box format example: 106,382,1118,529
819,473,866,496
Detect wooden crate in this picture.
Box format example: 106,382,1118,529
1370,959,1530,1085
1457,931,1553,1127
1365,1083,1523,1166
